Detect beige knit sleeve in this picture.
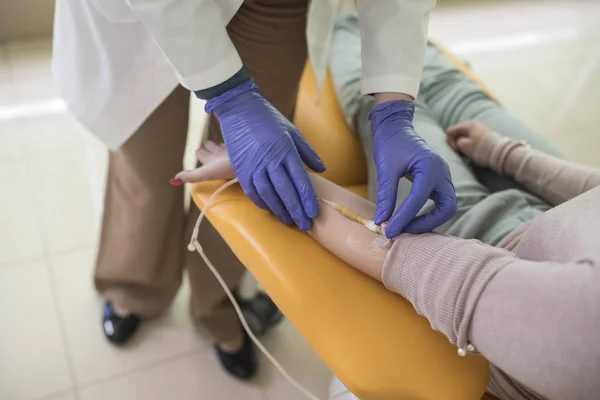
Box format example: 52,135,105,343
381,232,600,400
489,138,600,205
381,233,515,351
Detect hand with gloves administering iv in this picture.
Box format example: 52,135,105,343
179,80,326,231
370,100,457,238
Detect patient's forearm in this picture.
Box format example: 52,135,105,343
307,173,389,281
383,232,600,400
492,139,600,205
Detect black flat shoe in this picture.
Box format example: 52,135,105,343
102,301,141,345
238,292,284,336
215,331,257,380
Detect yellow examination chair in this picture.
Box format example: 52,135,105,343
191,47,497,400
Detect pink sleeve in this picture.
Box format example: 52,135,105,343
381,233,514,350
382,233,600,400
490,139,600,205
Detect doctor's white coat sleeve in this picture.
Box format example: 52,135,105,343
126,0,242,91
356,0,436,98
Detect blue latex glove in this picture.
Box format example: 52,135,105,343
205,80,326,231
370,100,457,238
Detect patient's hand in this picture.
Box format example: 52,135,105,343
171,141,236,185
446,121,502,167
173,140,390,281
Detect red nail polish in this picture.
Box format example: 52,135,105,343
170,178,183,186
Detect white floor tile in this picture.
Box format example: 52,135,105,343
0,82,15,106
13,75,59,103
0,261,73,400
548,119,600,169
51,248,208,386
0,119,23,162
27,150,103,254
43,391,78,400
556,51,600,134
0,160,45,266
78,349,264,400
258,321,332,400
18,112,93,157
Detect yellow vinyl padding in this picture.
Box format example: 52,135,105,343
191,44,497,399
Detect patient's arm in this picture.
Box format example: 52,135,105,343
310,170,600,399
307,173,389,281
176,140,390,281
447,121,600,205
185,142,600,399
494,140,600,205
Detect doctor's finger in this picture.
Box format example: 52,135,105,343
284,156,319,219
374,172,402,225
252,170,294,227
269,165,312,231
385,176,433,238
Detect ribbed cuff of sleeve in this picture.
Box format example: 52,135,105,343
381,233,512,350
490,137,529,176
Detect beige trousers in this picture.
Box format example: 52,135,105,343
95,0,310,342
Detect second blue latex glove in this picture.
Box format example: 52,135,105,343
205,80,326,231
370,100,457,238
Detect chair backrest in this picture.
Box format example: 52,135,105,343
294,63,368,187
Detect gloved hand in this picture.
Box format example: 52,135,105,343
205,80,326,231
370,100,457,238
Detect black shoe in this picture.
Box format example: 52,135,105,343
237,292,284,336
102,301,141,345
215,331,257,380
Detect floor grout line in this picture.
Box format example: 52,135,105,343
44,257,84,398
35,388,77,400
75,345,211,393
0,253,47,269
22,152,83,398
0,242,97,269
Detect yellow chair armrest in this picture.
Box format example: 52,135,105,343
191,181,489,400
294,65,368,188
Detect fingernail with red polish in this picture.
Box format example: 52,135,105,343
170,178,183,186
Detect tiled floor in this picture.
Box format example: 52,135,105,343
0,1,599,399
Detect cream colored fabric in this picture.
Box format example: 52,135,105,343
52,0,434,149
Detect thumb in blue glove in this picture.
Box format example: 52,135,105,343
370,100,457,238
206,80,326,231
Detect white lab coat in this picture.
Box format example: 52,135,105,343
52,0,436,150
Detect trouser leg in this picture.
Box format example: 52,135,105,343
185,0,311,342
330,16,553,243
96,86,190,317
